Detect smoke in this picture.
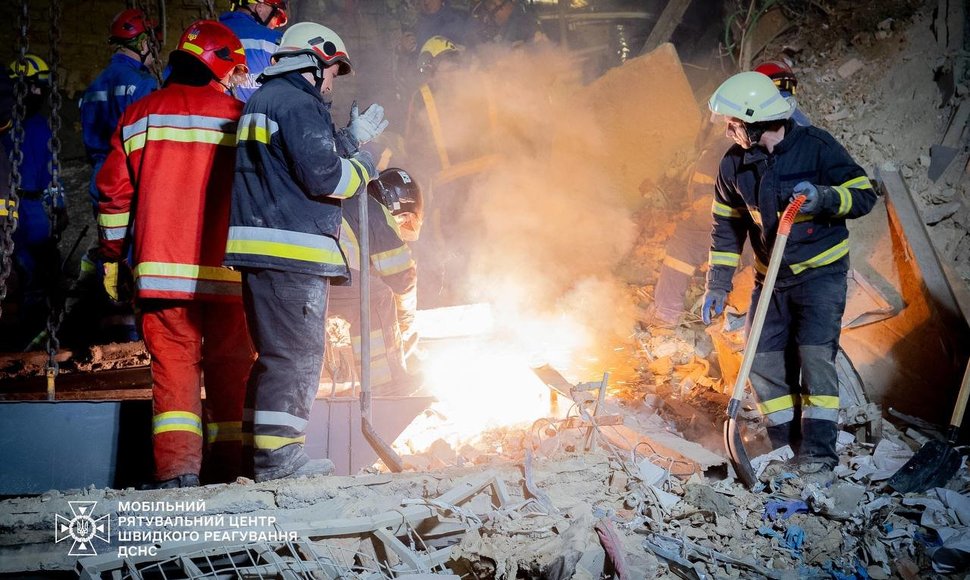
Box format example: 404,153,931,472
400,43,643,379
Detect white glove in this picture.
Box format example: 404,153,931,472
347,101,388,145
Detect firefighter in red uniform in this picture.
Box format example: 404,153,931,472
96,21,255,488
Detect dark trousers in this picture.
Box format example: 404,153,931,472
241,269,329,482
747,270,846,466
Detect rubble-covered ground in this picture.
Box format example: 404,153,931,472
3,419,970,578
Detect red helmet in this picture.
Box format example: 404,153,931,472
176,21,248,80
754,60,798,95
109,8,158,43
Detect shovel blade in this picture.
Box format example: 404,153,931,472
724,417,758,488
887,439,962,494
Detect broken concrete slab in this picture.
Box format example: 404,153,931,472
838,58,865,78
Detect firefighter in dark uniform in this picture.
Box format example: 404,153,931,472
225,22,385,482
701,72,877,475
328,168,423,394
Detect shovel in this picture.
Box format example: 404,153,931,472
724,195,806,488
358,192,404,472
887,360,970,493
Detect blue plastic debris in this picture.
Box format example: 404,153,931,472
785,524,805,553
764,498,809,521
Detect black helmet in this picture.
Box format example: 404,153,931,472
368,168,424,241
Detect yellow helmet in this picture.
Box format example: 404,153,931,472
708,71,793,123
418,35,463,74
8,54,50,84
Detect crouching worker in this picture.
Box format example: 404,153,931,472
96,21,255,488
327,168,423,395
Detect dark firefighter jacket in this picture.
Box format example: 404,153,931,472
707,121,877,292
224,72,372,280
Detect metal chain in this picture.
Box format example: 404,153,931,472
138,0,164,83
203,0,217,20
44,0,65,399
0,0,29,321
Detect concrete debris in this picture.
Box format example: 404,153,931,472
923,200,962,225
837,58,865,78
751,444,795,478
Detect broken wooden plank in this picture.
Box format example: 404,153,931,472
640,0,693,54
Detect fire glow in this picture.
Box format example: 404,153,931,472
393,304,594,452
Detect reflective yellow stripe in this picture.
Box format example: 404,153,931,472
841,176,872,190
98,212,130,227
802,394,840,409
790,239,849,275
420,84,450,169
181,41,204,55
758,395,796,415
226,239,344,265
663,255,695,276
709,251,740,267
123,127,236,154
153,411,203,436
134,261,240,282
372,245,415,276
833,185,851,216
236,113,278,144
340,218,361,271
207,421,244,444
712,200,742,219
253,434,306,450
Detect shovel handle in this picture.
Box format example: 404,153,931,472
948,359,970,439
727,196,806,408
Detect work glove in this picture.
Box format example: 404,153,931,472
102,261,133,303
791,181,822,215
347,101,388,146
701,288,728,325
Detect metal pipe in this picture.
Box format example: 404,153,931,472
358,192,403,472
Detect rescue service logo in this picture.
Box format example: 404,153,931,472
54,501,110,556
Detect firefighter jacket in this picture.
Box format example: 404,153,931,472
707,121,876,292
218,11,281,103
80,53,158,164
96,82,243,302
224,72,372,279
332,194,417,298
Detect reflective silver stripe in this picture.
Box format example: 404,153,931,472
758,92,784,110
253,410,309,431
241,38,279,54
228,225,338,249
237,113,279,142
82,90,108,103
763,408,795,426
113,84,137,97
100,226,127,241
333,157,355,197
122,114,238,140
802,407,839,422
135,276,240,296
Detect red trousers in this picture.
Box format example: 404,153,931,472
141,300,255,482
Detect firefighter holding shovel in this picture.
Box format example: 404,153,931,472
702,72,877,481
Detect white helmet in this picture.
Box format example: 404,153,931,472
273,22,352,76
708,71,794,123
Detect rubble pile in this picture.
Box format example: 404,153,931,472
3,419,970,578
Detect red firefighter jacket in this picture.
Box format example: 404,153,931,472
96,82,243,302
